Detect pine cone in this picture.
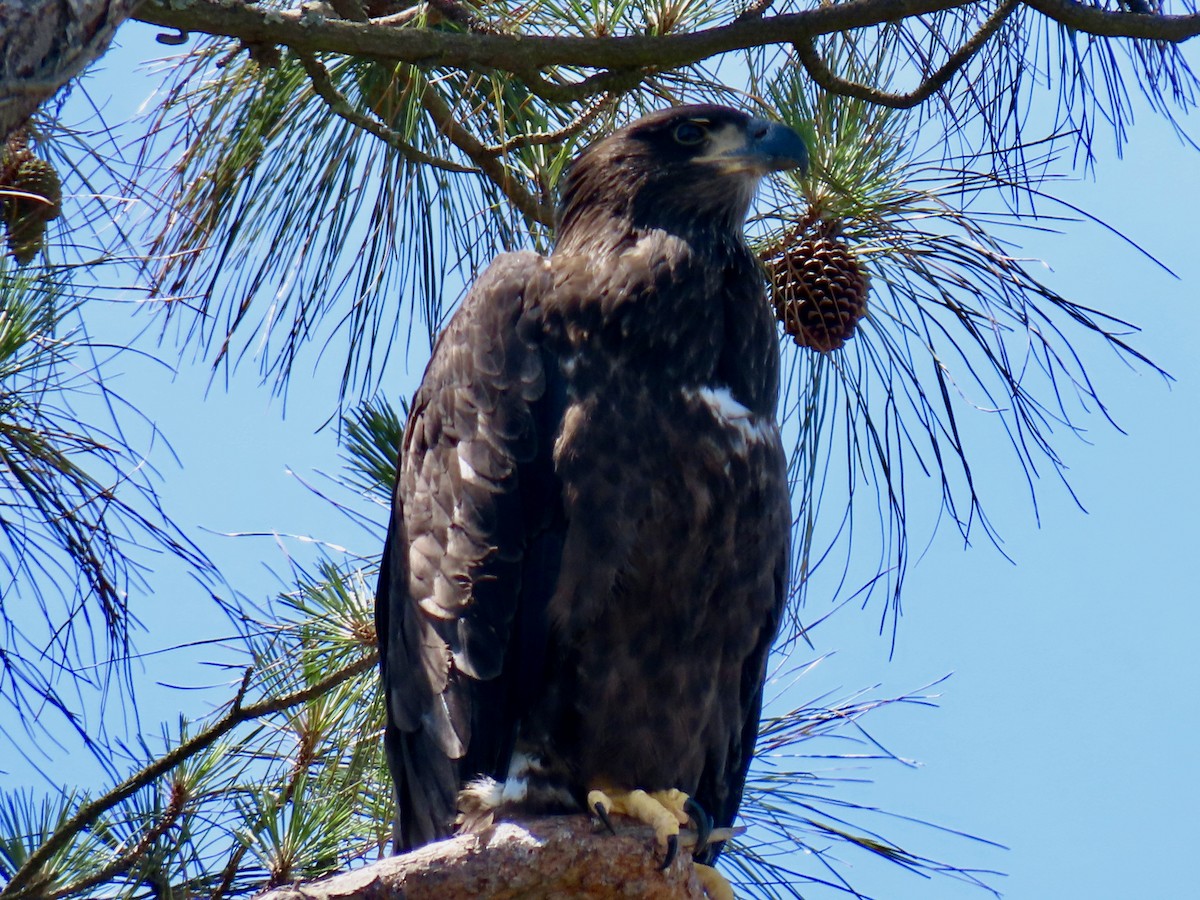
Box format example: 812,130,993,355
765,228,868,353
1,130,34,188
3,155,62,265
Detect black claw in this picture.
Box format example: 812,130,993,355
659,833,679,870
593,801,617,835
684,797,714,854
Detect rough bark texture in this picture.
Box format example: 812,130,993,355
0,0,140,140
258,816,710,900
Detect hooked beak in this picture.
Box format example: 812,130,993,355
740,117,809,175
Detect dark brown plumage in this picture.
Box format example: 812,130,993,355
376,105,807,865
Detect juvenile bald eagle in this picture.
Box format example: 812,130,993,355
376,105,806,885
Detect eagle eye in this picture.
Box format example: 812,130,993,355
672,120,707,146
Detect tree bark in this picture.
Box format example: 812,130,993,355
258,816,711,900
0,0,140,140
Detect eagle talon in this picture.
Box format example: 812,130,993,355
593,800,617,835
684,796,714,854
659,832,679,870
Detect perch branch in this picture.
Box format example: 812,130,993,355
255,816,735,900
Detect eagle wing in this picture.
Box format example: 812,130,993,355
697,525,788,863
375,250,560,850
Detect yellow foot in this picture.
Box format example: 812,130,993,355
695,863,736,900
587,787,691,867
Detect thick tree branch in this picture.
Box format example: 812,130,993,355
129,0,974,74
256,817,721,900
1023,0,1200,39
6,0,1199,145
1,0,141,140
0,654,378,900
795,0,1021,110
129,0,1200,82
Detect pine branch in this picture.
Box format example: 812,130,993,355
481,95,613,155
128,0,1200,85
0,655,378,900
44,783,187,900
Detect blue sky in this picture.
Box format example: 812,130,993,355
4,21,1199,899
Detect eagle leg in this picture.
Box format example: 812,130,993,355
586,788,691,869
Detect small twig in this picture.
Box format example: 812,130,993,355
482,94,614,155
0,652,378,900
417,83,555,225
364,0,422,18
231,665,253,713
735,0,776,23
208,843,249,900
46,782,188,900
519,66,644,104
372,6,426,27
426,0,497,33
328,0,368,22
155,27,189,46
795,0,1020,109
294,50,478,174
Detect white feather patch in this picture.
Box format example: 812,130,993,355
458,750,540,815
688,386,776,446
499,750,540,804
456,443,487,486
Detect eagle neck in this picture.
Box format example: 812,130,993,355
543,218,778,419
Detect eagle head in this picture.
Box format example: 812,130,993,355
556,104,808,249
